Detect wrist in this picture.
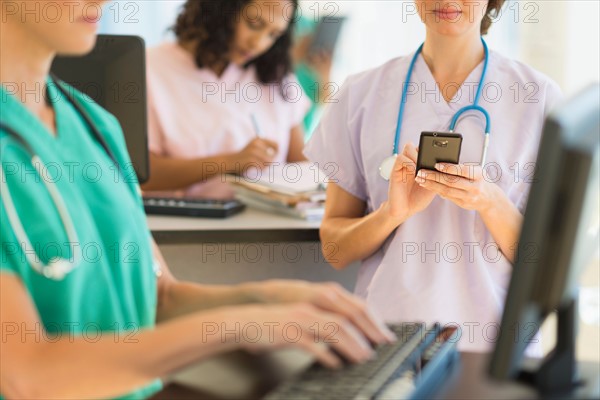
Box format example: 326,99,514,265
377,202,406,229
476,183,504,216
221,153,240,174
236,280,283,304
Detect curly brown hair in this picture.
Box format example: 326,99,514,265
482,0,507,35
173,0,298,85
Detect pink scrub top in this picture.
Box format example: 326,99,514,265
147,42,310,198
305,49,563,352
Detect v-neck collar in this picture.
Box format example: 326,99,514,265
0,77,64,143
413,52,488,115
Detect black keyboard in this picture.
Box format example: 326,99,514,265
265,322,459,400
143,197,246,219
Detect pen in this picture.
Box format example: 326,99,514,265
250,114,275,157
250,113,262,138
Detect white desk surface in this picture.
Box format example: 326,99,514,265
147,208,321,232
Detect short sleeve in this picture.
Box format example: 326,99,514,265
303,79,368,201
544,79,564,117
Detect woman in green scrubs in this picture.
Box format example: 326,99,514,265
0,2,393,398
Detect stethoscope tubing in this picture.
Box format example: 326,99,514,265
392,38,491,164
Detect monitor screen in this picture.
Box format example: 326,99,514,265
50,35,149,184
489,84,600,393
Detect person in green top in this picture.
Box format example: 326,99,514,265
0,1,394,399
293,15,335,138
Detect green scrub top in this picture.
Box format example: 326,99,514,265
0,80,161,399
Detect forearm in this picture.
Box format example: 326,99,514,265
142,153,235,191
3,308,241,400
478,186,523,263
287,125,307,162
321,202,403,269
156,281,261,322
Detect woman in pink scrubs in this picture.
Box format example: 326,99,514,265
305,0,562,352
143,0,310,197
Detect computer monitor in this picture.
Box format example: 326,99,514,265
489,84,600,394
50,35,149,183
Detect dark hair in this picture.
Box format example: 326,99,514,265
173,0,299,85
482,0,507,35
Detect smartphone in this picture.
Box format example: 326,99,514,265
308,16,347,55
416,132,463,173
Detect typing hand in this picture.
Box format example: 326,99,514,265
233,303,379,368
254,280,396,346
232,138,278,173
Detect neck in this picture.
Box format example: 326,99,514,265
0,23,54,115
421,32,484,78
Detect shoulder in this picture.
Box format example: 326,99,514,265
345,56,409,91
58,81,122,135
54,81,134,166
147,42,179,65
490,51,563,107
147,42,195,80
490,51,554,85
333,56,412,108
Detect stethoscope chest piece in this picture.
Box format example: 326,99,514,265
379,155,397,181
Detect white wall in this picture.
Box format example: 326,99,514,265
518,0,600,95
99,0,184,47
564,0,600,95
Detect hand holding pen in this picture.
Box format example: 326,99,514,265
251,114,277,158
227,114,279,173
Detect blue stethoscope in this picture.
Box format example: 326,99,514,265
379,38,491,180
0,76,161,281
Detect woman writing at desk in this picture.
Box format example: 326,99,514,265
143,0,310,197
305,0,562,351
0,1,393,398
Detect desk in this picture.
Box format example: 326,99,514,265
148,208,321,244
151,350,600,400
148,209,360,290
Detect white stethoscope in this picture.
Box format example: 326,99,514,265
379,38,492,181
0,76,159,281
